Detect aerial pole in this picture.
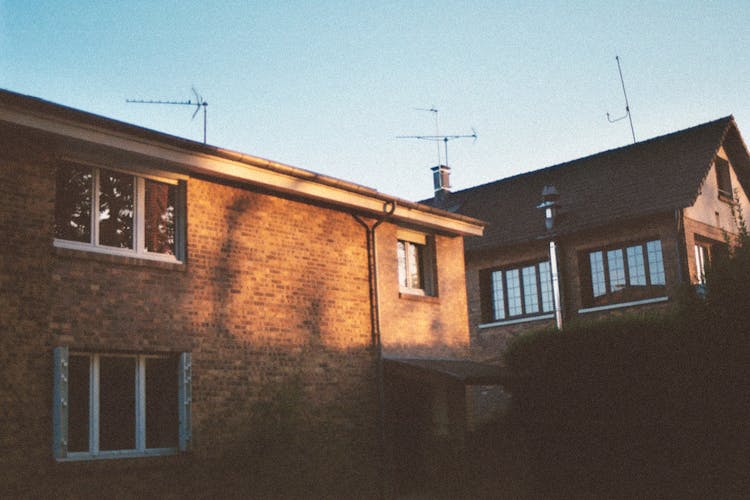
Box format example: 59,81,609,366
127,87,208,143
606,56,636,143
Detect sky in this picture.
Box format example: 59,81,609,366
2,1,749,202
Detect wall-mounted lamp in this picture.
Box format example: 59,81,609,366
538,185,560,232
538,185,563,330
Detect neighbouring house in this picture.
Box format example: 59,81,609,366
0,89,493,496
425,117,750,361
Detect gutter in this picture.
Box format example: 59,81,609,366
0,90,484,237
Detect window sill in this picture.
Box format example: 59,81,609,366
57,448,180,462
478,314,555,329
54,243,185,272
718,192,734,204
578,296,669,314
398,290,439,303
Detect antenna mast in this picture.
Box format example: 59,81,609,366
398,108,477,167
127,88,208,143
606,56,636,143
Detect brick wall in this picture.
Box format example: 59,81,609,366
0,123,472,495
376,223,471,359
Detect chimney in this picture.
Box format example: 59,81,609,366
431,164,451,208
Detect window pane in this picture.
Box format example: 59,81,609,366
145,180,176,255
408,242,423,289
590,251,606,297
694,244,707,284
491,271,505,320
397,241,407,288
539,261,554,313
99,356,136,451
522,266,539,314
146,357,179,449
99,169,134,249
627,245,647,286
647,240,665,285
68,355,90,453
55,164,92,243
506,269,522,316
607,249,626,292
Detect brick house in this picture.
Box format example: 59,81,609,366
0,89,490,495
426,117,750,361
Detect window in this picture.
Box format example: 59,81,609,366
694,239,728,285
397,229,437,296
582,240,665,306
715,157,733,201
54,163,185,262
482,261,554,322
53,348,191,460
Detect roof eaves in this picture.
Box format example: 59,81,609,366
0,88,485,236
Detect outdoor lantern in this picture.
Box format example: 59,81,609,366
538,185,560,231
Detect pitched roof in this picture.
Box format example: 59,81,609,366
426,117,750,252
0,88,484,236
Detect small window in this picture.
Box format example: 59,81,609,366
715,157,733,201
54,163,185,262
581,240,666,307
693,239,728,285
397,229,437,296
483,260,554,322
53,348,192,460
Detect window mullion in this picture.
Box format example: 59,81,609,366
623,247,631,287
136,177,145,253
643,243,652,286
92,168,100,246
90,355,100,455
535,263,543,313
602,250,611,294
502,272,509,319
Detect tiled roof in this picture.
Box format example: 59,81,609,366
425,117,750,252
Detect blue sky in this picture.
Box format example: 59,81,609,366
2,1,749,201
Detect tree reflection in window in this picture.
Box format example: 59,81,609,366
145,179,176,255
99,170,134,248
55,164,92,242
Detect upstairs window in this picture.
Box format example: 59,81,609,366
397,229,437,296
581,240,666,307
481,260,554,323
55,163,185,262
715,157,733,201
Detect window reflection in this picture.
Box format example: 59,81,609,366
99,170,134,249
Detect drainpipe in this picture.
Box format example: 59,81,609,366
675,208,687,285
352,200,395,499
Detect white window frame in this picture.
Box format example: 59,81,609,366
396,229,437,296
54,164,185,264
53,347,191,461
486,260,554,322
585,239,666,303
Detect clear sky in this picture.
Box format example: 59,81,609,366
2,1,749,201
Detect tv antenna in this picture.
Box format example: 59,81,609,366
127,87,208,143
606,55,636,143
398,108,477,167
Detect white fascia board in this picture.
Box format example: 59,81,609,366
0,106,484,237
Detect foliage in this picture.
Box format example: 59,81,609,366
502,261,750,496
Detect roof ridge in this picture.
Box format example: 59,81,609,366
448,115,734,198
